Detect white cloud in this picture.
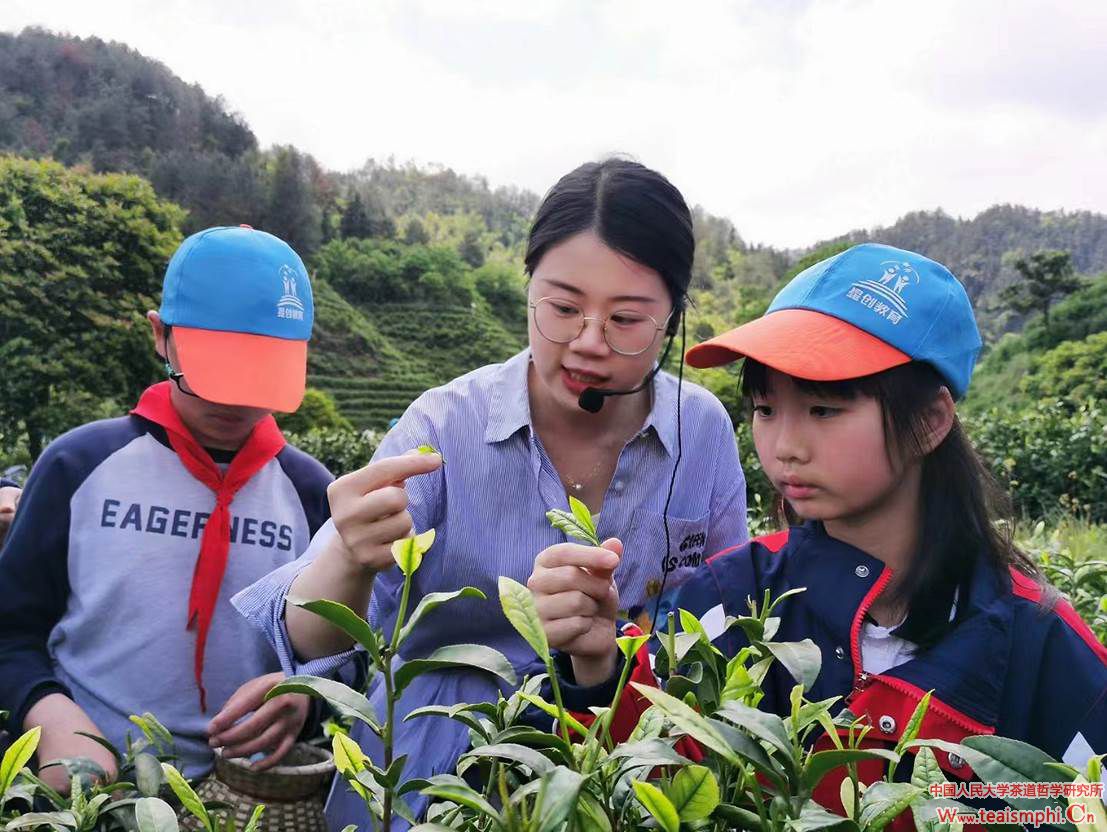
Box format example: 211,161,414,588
4,0,1105,247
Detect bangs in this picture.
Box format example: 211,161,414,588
739,358,885,401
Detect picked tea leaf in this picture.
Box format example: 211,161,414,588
546,495,601,546
416,444,445,464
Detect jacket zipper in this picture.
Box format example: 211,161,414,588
849,567,895,695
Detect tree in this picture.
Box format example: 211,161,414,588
0,157,184,458
999,250,1081,334
1020,332,1107,405
403,216,429,245
263,145,322,256
340,192,373,239
276,388,353,434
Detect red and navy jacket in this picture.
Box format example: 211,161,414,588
556,522,1107,824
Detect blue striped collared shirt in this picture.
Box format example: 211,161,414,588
233,348,748,824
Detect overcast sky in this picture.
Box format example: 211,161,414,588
5,0,1106,248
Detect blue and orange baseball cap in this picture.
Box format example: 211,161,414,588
686,243,982,399
159,226,314,412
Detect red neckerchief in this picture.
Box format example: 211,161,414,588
132,381,286,711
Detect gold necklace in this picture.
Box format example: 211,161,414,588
562,455,608,492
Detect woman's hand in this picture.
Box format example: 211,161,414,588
326,451,443,576
528,538,622,686
287,450,443,660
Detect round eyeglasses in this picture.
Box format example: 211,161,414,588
528,297,666,356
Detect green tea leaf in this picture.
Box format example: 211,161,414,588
608,739,694,772
535,767,585,832
420,775,501,820
802,749,901,791
666,765,720,821
134,797,180,832
242,805,265,832
893,690,932,757
631,780,680,832
160,764,212,832
910,746,947,790
130,714,174,751
714,700,793,759
616,633,650,660
499,576,550,659
518,693,591,738
267,676,381,735
627,706,665,741
0,725,41,796
857,781,924,831
72,732,123,769
399,587,487,645
460,743,555,775
395,643,516,692
4,810,78,831
285,596,381,661
416,444,445,464
765,639,822,691
134,753,163,797
403,704,492,740
570,495,598,535
392,528,436,576
679,609,707,640
630,683,739,765
546,498,601,546
789,799,861,830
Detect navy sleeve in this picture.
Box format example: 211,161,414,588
276,445,333,537
1029,612,1107,775
0,477,19,489
0,418,141,733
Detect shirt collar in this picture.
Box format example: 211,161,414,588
641,366,678,457
484,349,535,444
483,348,679,457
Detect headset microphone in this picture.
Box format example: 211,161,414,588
576,322,678,414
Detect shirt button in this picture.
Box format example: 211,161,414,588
878,715,897,734
948,753,966,769
855,564,870,578
613,480,623,492
835,646,846,660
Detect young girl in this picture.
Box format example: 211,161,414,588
232,159,749,828
531,243,1107,823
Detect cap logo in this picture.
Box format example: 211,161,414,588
277,264,305,321
844,259,918,325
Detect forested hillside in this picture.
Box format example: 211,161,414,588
2,27,1106,451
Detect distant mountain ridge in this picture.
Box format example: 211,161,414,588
4,27,1107,428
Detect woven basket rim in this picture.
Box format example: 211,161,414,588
214,743,336,777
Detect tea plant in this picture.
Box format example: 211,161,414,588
0,714,269,832
266,526,517,832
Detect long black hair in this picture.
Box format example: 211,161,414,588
524,158,694,331
741,359,1041,649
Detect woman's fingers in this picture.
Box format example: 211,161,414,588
534,542,621,572
534,589,600,621
528,564,613,601
544,616,594,649
333,453,442,498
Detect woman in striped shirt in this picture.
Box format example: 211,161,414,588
233,159,750,827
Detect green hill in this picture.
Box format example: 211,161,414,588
6,27,1107,437
306,241,527,428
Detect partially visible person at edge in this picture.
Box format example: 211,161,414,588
530,244,1107,829
0,227,335,789
0,478,20,547
234,159,750,827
